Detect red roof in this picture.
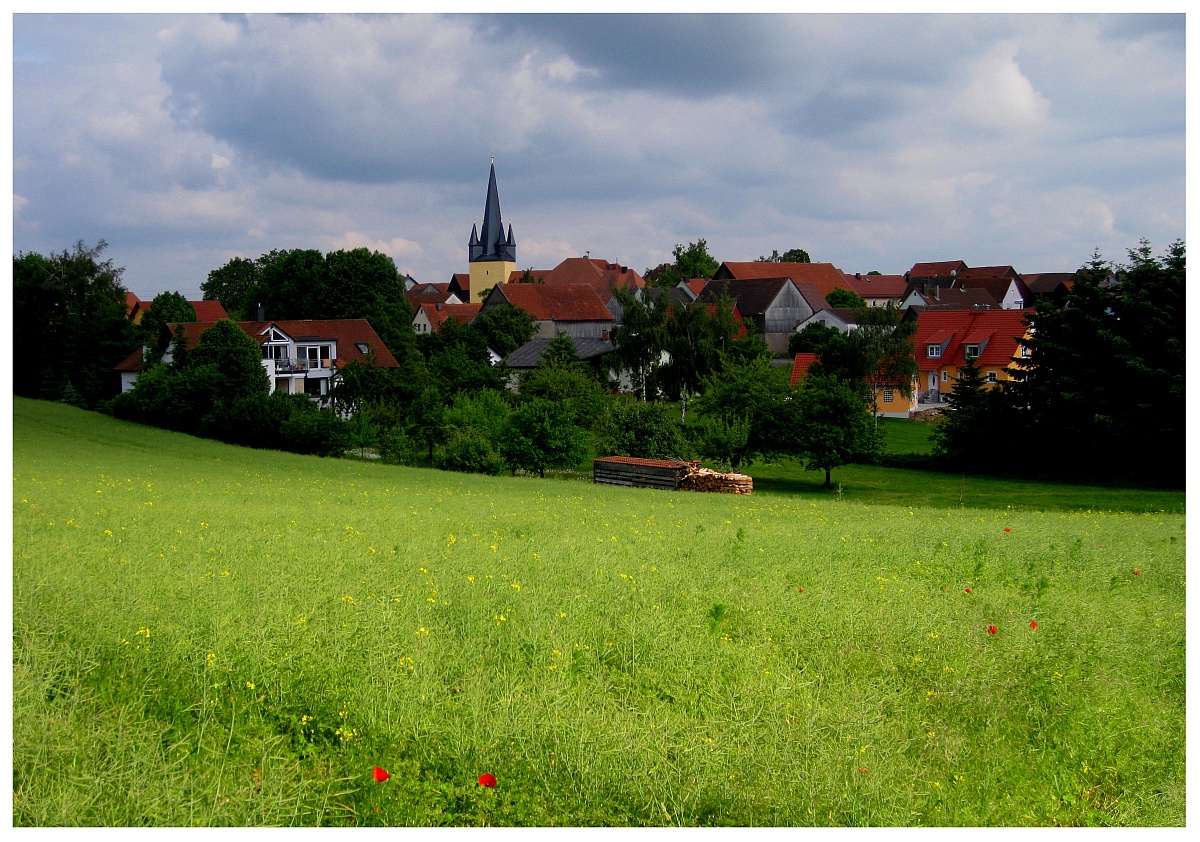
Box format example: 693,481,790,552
685,278,708,297
191,300,229,321
124,291,141,315
911,309,1031,372
490,284,613,323
594,456,693,469
115,347,145,371
908,260,968,279
169,319,399,369
406,291,458,310
844,274,908,298
418,302,482,331
715,262,848,299
507,257,646,294
702,303,747,339
790,353,819,386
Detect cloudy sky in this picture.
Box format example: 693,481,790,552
11,11,1187,300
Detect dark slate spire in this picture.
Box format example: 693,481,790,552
469,223,482,261
470,161,515,263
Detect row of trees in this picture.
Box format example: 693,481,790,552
933,239,1184,487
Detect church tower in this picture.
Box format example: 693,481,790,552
467,160,516,304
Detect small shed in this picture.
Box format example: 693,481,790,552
593,456,694,490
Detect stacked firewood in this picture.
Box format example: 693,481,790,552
679,464,753,495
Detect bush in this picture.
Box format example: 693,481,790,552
379,428,424,466
435,430,507,476
279,408,351,457
592,398,690,460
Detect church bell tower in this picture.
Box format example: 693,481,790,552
467,160,516,304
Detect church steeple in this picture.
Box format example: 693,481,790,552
471,161,515,264
465,160,517,304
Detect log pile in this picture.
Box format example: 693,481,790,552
679,464,753,495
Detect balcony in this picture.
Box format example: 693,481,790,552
265,357,333,376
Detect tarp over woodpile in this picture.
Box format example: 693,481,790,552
593,457,752,494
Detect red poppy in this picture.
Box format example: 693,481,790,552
964,588,971,594
1133,569,1141,575
797,588,803,594
987,625,997,635
478,773,497,788
372,767,390,783
1029,620,1038,630
1004,528,1011,533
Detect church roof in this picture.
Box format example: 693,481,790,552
471,162,515,263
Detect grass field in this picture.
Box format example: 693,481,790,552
12,398,1186,826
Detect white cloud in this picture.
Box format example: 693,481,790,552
953,42,1051,132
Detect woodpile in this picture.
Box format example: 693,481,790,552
679,464,753,495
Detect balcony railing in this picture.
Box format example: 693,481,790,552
265,357,332,373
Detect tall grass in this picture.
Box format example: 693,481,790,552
12,398,1186,826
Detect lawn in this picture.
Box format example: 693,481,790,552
12,398,1186,826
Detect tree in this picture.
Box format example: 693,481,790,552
518,360,608,428
929,358,1005,472
592,399,690,461
695,356,798,469
608,288,668,400
472,303,536,358
1007,240,1184,485
810,306,918,424
756,248,811,263
649,239,719,288
825,287,867,309
140,291,196,363
793,374,880,488
202,255,268,320
788,322,843,357
656,301,722,422
187,319,271,404
422,317,507,395
502,398,589,478
12,240,138,407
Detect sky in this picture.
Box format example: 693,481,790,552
10,10,1188,301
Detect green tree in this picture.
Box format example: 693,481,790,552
788,322,844,357
793,374,880,488
502,398,589,478
1008,240,1184,485
825,287,867,308
608,288,668,400
592,399,690,460
202,254,271,320
472,303,537,358
650,238,719,288
756,248,811,263
421,318,507,395
187,319,271,404
518,360,608,428
811,306,918,424
12,240,138,407
657,302,723,422
140,291,196,363
695,356,798,469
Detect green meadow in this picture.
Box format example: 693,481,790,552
12,398,1186,826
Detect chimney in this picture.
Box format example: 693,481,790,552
436,302,443,311
855,272,861,279
934,287,940,301
256,303,265,321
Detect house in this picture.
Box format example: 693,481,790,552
843,273,908,308
900,285,998,311
479,283,614,340
510,257,646,294
406,290,463,313
789,350,919,419
912,309,1031,403
124,293,229,324
712,261,850,300
907,260,968,283
116,318,397,401
1023,272,1076,301
412,302,482,334
503,335,616,389
954,266,1029,309
697,277,828,355
794,307,865,334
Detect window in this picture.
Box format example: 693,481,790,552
941,371,948,382
964,344,980,359
356,342,369,353
882,389,894,403
986,372,998,383
927,344,942,358
1020,346,1030,358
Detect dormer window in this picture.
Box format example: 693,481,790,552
965,344,980,359
927,344,942,358
355,342,369,353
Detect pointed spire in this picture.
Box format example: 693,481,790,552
471,160,514,264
